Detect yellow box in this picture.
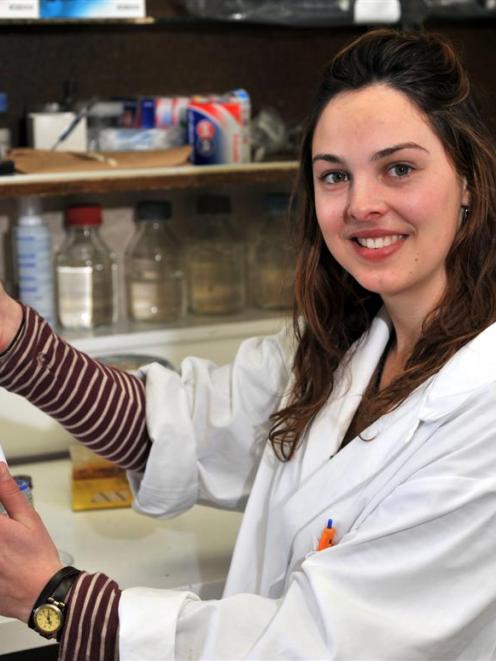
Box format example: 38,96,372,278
70,445,133,511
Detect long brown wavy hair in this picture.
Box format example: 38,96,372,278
269,28,496,461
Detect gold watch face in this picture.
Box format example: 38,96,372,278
34,603,62,635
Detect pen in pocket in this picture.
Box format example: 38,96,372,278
317,519,335,551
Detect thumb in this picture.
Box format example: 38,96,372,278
0,462,32,519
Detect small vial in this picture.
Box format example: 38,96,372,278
0,475,33,514
14,477,34,506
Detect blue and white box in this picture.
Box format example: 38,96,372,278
40,0,145,18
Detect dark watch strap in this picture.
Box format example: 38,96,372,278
28,566,81,632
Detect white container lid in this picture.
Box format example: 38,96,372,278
18,196,43,224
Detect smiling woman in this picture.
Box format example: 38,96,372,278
312,84,468,306
269,28,496,461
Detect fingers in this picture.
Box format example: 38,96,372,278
0,462,34,521
0,462,63,622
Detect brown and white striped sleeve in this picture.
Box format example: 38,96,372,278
0,306,153,658
59,572,121,661
0,305,151,472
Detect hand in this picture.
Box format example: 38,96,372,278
0,281,23,353
0,462,63,623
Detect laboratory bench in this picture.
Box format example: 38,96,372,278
0,458,242,655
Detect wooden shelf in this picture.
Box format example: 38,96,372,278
64,308,289,352
0,161,299,199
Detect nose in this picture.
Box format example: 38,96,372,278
346,176,388,222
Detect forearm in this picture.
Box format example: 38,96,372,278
0,305,151,472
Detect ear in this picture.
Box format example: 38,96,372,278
461,177,471,207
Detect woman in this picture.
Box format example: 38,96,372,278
1,27,496,659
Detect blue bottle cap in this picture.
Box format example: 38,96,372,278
15,478,30,492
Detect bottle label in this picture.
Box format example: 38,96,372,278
16,226,54,323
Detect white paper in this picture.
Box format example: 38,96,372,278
0,440,6,464
354,0,401,24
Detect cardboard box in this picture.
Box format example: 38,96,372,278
28,112,87,151
70,445,133,511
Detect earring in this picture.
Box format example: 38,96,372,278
461,205,470,223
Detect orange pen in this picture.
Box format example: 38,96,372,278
317,518,335,551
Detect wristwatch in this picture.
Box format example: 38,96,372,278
28,566,81,640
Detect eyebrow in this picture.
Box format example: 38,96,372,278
312,142,429,165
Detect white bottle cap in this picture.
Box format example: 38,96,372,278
0,127,10,147
354,0,401,24
18,196,43,225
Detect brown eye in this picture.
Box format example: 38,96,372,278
322,170,349,184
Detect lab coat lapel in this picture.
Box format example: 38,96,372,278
286,386,426,559
257,310,393,595
263,387,426,597
259,385,427,596
299,308,391,482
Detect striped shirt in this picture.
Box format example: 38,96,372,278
0,306,151,659
59,572,120,661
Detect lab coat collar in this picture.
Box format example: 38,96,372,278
420,318,496,422
298,310,496,479
299,307,392,482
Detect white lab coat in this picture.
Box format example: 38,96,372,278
122,309,496,660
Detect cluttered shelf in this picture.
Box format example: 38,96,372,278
2,5,496,30
0,160,299,199
2,3,496,29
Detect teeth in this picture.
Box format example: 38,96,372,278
356,234,404,249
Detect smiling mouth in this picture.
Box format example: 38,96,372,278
353,234,406,249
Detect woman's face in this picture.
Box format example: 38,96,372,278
311,83,470,310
